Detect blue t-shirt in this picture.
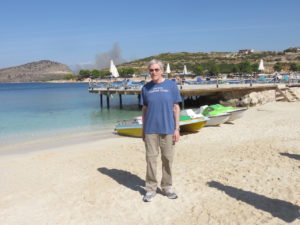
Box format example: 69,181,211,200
140,79,182,134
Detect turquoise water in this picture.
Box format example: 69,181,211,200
0,83,141,145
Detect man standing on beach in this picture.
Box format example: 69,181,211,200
140,59,181,202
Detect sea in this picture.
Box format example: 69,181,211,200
0,83,141,148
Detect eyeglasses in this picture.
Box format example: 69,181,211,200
149,68,160,72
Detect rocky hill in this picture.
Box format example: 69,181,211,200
0,60,73,82
120,47,300,73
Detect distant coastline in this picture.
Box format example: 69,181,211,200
1,47,300,83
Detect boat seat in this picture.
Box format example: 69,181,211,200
196,105,208,114
133,116,143,124
185,109,205,119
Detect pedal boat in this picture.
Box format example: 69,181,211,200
115,115,208,137
200,104,247,123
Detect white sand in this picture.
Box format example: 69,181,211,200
0,101,299,225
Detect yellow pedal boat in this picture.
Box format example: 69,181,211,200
114,116,208,137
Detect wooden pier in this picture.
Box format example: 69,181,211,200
89,84,278,109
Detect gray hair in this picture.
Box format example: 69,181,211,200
148,59,164,71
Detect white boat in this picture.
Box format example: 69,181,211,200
197,105,247,123
182,109,230,126
114,116,143,137
205,113,230,126
225,108,248,122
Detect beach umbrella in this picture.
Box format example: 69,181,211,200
258,59,264,71
183,65,188,75
166,63,171,74
109,60,119,78
165,63,171,78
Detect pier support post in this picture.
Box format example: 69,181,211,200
119,94,123,109
100,94,103,108
106,94,110,109
137,94,142,109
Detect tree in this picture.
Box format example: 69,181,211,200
289,63,298,71
238,61,252,74
99,70,111,78
91,69,101,79
193,65,205,76
207,63,220,76
219,63,233,74
79,69,92,78
273,63,283,72
231,64,240,74
251,63,259,73
118,67,135,77
283,47,299,53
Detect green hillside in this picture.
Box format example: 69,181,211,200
119,47,300,74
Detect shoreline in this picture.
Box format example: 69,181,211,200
0,125,118,156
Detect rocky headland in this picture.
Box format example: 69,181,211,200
0,60,73,83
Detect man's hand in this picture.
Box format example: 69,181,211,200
173,103,180,144
173,129,180,143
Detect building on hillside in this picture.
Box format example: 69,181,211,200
238,49,254,54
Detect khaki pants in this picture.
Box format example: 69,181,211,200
144,134,175,192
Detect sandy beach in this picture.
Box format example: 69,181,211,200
0,101,299,225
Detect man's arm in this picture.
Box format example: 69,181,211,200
173,103,180,143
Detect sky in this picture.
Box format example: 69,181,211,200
0,0,299,69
